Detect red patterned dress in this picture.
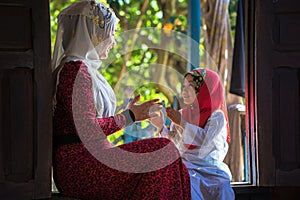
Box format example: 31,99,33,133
52,60,191,200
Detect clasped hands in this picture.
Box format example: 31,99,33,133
126,94,185,133
126,94,162,122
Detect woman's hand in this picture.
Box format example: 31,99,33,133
127,94,162,122
149,111,164,133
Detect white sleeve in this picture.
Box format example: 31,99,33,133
182,111,228,159
159,125,169,138
183,110,226,144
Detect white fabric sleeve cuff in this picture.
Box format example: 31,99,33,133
183,123,204,145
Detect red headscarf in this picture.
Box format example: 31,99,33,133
181,68,230,143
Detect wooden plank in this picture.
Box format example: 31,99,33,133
10,69,34,181
0,0,28,4
0,181,34,199
255,0,276,185
0,72,5,180
31,0,52,198
272,0,300,12
273,67,300,185
1,70,13,181
0,51,33,70
0,69,34,182
273,12,300,51
256,0,300,186
0,5,31,51
0,0,52,198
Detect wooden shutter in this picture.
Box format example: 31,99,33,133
0,0,52,199
255,0,300,186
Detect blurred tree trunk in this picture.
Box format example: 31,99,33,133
201,0,241,104
152,0,187,105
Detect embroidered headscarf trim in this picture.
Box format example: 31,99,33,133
52,0,119,117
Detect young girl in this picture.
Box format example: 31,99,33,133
151,68,235,200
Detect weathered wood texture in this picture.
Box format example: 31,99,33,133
0,0,52,199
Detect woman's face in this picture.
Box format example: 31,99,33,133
99,28,117,59
182,74,197,105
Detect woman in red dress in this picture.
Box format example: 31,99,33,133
52,1,191,199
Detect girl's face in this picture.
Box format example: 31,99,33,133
182,74,197,105
99,27,117,59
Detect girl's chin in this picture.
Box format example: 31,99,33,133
183,99,193,105
99,49,111,59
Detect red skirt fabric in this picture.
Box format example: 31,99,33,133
52,61,191,200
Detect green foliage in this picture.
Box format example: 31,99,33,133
229,0,238,41
50,0,79,53
50,1,238,143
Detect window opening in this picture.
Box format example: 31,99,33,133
50,0,251,192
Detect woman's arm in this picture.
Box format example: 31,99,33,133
72,64,129,138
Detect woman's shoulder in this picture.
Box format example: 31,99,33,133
63,60,87,70
55,60,91,85
61,60,89,75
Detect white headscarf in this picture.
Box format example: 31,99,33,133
52,0,119,117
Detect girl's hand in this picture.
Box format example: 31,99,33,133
166,107,181,126
149,111,164,132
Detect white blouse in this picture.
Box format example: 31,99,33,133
162,110,235,200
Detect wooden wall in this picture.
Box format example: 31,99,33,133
0,0,52,199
